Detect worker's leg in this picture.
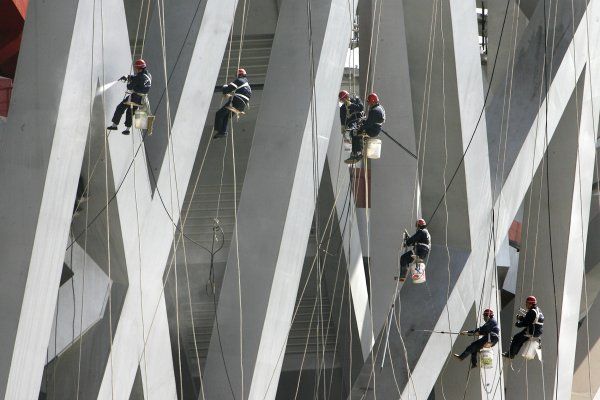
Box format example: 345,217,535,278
214,106,230,135
111,100,128,126
399,250,414,279
508,331,528,358
124,105,137,128
351,132,363,155
462,338,487,367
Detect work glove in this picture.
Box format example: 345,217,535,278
460,331,469,336
516,315,524,321
119,76,128,82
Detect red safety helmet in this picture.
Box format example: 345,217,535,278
416,218,427,228
339,90,350,101
483,308,494,318
237,68,247,77
134,59,147,69
367,92,379,105
526,295,537,305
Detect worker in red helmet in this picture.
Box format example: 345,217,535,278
399,218,431,280
213,68,252,139
503,295,544,358
453,308,500,368
108,59,152,135
338,90,364,132
345,92,385,164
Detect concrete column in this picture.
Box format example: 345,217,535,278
326,126,373,360
0,0,130,398
350,0,497,397
572,273,600,399
505,46,599,400
364,0,419,336
202,0,355,398
94,0,241,398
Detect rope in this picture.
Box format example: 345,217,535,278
98,0,116,395
541,2,561,398
75,0,98,395
582,0,597,394
437,0,458,397
131,130,150,395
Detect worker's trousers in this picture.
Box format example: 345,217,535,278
508,330,535,358
460,336,498,366
112,100,138,128
214,97,246,134
350,126,380,155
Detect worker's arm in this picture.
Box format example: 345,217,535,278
405,230,425,246
222,78,242,95
515,309,536,327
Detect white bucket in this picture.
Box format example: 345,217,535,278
410,262,426,284
479,348,494,369
134,110,149,129
366,138,381,159
520,338,540,360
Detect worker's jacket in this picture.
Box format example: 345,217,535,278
469,317,500,343
126,69,152,104
340,97,364,129
222,77,252,105
405,228,431,257
361,103,385,135
516,306,544,337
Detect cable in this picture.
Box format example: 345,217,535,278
380,129,417,159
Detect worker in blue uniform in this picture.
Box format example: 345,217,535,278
213,68,252,139
399,218,431,281
345,92,385,164
339,90,364,131
108,59,152,135
454,309,500,368
504,295,544,358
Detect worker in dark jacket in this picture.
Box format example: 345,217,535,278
504,296,544,358
213,68,252,139
454,309,500,368
345,92,385,164
339,90,364,131
399,218,431,280
108,59,152,135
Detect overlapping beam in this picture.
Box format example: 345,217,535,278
202,0,355,398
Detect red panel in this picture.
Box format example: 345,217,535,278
12,0,28,17
508,220,522,249
0,0,28,78
351,167,371,209
0,77,12,118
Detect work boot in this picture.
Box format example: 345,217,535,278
213,131,228,139
122,128,130,135
344,153,362,164
452,353,463,361
107,123,118,130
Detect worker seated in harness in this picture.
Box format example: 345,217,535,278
345,92,385,164
108,59,152,135
213,68,252,139
503,295,544,358
453,308,500,368
399,218,431,281
338,90,364,132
